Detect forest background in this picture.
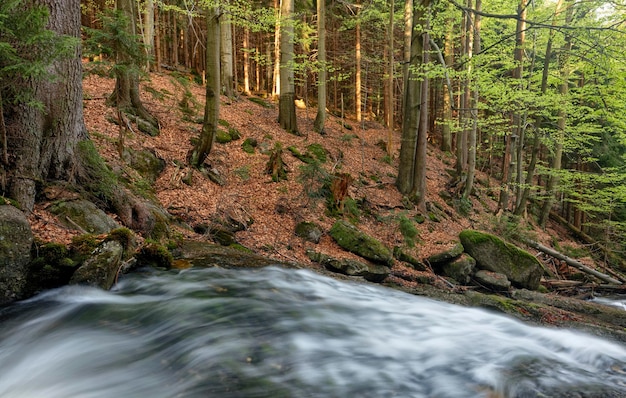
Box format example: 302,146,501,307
2,0,626,294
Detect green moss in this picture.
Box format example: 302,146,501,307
306,143,327,163
242,138,257,154
76,140,118,203
228,243,254,253
329,220,393,266
70,234,101,257
398,215,419,247
218,119,230,127
228,127,241,140
106,228,135,256
248,97,274,108
136,242,174,269
216,129,233,144
0,196,20,208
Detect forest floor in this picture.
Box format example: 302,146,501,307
29,67,605,292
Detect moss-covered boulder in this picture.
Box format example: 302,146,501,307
306,250,389,282
122,148,166,183
426,242,464,265
393,247,426,271
459,230,542,290
295,221,323,244
69,240,124,290
441,253,475,284
0,206,33,303
50,200,120,234
329,220,393,266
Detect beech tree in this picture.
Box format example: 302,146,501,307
277,0,298,134
313,0,327,134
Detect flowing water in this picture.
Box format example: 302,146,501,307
0,266,625,398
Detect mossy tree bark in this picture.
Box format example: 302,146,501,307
109,0,159,136
189,7,220,169
5,0,156,234
277,0,298,134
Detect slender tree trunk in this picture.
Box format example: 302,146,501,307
464,0,481,199
189,8,220,168
142,0,155,71
455,5,469,176
154,3,161,72
313,0,327,134
441,5,453,153
355,0,362,122
243,27,251,95
385,0,394,154
277,0,298,134
409,16,430,210
220,12,234,99
272,0,281,98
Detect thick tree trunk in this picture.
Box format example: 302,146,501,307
142,0,155,71
277,0,298,134
272,0,281,98
385,0,394,154
396,0,427,195
7,0,86,211
355,0,362,123
189,8,220,168
313,0,327,134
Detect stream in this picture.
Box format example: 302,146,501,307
0,266,625,397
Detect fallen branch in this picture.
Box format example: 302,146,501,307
526,240,623,285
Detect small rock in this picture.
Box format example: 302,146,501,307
473,270,511,292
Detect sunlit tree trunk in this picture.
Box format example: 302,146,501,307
243,27,251,95
272,0,281,98
277,0,298,133
220,12,234,99
142,0,155,71
313,0,327,134
355,0,362,122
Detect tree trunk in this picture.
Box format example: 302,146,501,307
385,0,394,154
540,2,573,227
243,27,251,95
355,0,362,123
277,0,298,134
272,0,281,98
313,0,327,134
220,12,235,99
441,5,453,153
189,7,220,168
142,0,155,71
464,0,481,199
110,0,159,136
396,0,428,195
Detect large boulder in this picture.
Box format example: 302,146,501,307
441,253,475,284
0,206,33,303
459,230,542,290
329,220,393,266
49,200,120,234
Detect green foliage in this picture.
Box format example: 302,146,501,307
76,140,118,204
398,215,419,248
297,160,330,199
234,165,251,181
242,138,257,154
0,1,76,104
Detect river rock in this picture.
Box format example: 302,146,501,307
329,220,393,266
441,253,475,284
473,270,511,292
459,230,542,290
393,247,426,271
426,242,464,265
295,221,323,244
0,206,33,303
122,148,166,183
69,240,124,290
50,200,120,234
306,250,389,282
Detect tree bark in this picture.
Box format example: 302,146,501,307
220,11,235,99
385,0,394,154
277,0,298,134
441,5,453,153
141,0,155,71
464,0,481,199
110,0,159,136
189,7,220,168
313,0,327,134
243,27,251,95
355,0,362,123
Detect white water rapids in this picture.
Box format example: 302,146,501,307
0,266,624,397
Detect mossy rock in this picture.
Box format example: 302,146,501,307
459,230,542,290
329,220,393,266
49,200,120,234
216,129,233,144
426,242,464,266
393,247,426,271
306,250,389,282
441,253,475,285
210,228,237,246
248,97,274,108
27,242,81,295
135,242,174,269
472,270,511,292
295,221,322,244
242,138,258,154
122,148,166,183
0,206,32,303
69,240,124,290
